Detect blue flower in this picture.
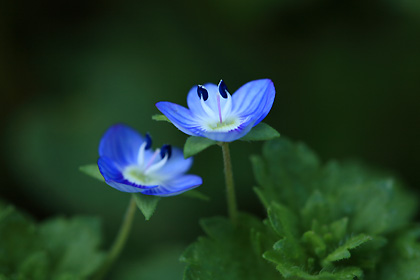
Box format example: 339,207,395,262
97,124,202,196
156,79,275,142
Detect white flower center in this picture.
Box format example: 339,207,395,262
204,117,241,132
197,87,243,132
122,142,169,186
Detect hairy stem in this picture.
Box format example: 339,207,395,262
93,196,137,280
221,142,238,224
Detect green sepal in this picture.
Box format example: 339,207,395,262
183,136,217,158
79,164,105,183
132,193,161,221
240,122,280,141
152,114,171,123
181,190,210,201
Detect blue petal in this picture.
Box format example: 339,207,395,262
153,147,193,180
232,79,275,126
141,175,203,197
155,102,203,136
99,124,144,166
98,157,155,192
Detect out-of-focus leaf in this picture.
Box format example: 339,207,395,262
38,217,105,278
378,226,420,280
0,202,105,279
251,138,419,279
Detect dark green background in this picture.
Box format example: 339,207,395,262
1,0,419,278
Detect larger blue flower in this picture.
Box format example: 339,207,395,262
97,124,202,196
156,79,275,142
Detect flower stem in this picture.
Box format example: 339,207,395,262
221,142,238,224
93,196,137,280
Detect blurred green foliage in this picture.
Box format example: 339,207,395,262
182,138,420,279
0,202,105,279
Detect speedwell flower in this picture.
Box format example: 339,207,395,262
97,124,202,196
156,79,275,142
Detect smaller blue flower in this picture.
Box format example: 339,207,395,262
97,124,202,196
156,79,275,142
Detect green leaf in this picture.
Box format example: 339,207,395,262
180,190,210,201
79,164,105,182
323,234,372,265
264,203,306,267
0,202,105,279
183,136,217,158
38,217,105,278
133,193,161,220
152,114,171,123
268,203,299,238
240,122,280,141
181,137,419,280
263,254,363,280
0,204,39,276
329,217,349,242
251,138,419,278
181,214,279,280
378,226,420,280
302,230,327,257
17,251,50,280
252,138,320,213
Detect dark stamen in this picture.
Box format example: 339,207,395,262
145,133,152,150
197,85,209,101
160,144,172,159
218,80,228,99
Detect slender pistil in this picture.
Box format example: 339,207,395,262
144,149,160,170
216,94,223,124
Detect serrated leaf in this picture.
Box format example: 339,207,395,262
267,203,305,263
264,251,363,280
323,234,372,265
133,193,161,220
180,189,210,201
268,203,299,238
252,138,420,277
183,136,217,158
151,114,171,123
79,164,104,182
302,231,326,257
181,214,279,280
254,187,269,209
329,217,349,242
253,138,321,213
240,122,280,141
